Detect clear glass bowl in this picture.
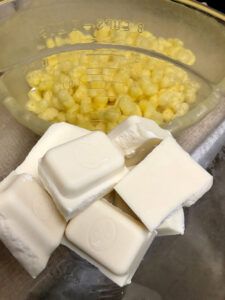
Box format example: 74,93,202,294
0,0,225,135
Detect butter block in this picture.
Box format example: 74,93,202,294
64,199,155,286
108,116,171,166
16,122,89,178
115,137,213,231
39,131,127,220
0,174,66,278
157,208,185,236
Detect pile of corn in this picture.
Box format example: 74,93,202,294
26,24,199,132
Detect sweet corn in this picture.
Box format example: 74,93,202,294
27,22,199,132
118,96,142,116
39,107,58,121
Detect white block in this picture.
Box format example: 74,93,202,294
0,174,66,278
108,116,171,165
16,122,89,178
64,199,155,286
157,208,185,236
114,193,185,236
115,137,213,231
39,131,127,220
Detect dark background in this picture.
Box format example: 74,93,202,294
198,1,225,13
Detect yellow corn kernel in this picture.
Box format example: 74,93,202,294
39,107,58,121
46,38,55,49
28,89,42,102
118,96,142,116
55,36,67,47
50,96,63,110
57,112,66,122
104,107,121,122
74,85,88,102
80,97,92,114
176,49,196,65
129,84,143,100
94,26,111,42
94,122,106,132
45,55,58,67
151,69,164,84
162,108,175,122
140,79,158,97
68,31,83,44
107,88,117,102
59,61,73,73
176,102,189,117
159,90,183,107
139,100,149,113
66,104,80,123
26,70,43,87
57,90,74,108
93,96,108,109
90,81,106,89
52,82,64,95
27,99,50,114
130,63,143,80
113,83,129,95
38,80,53,91
77,115,94,130
43,90,53,102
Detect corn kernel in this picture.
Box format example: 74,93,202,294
57,112,66,122
80,97,92,113
74,85,88,102
55,36,67,47
43,90,53,102
94,122,106,132
162,108,175,122
93,96,108,109
104,108,121,122
46,38,55,49
39,107,58,121
176,102,189,117
129,84,143,99
28,89,42,102
118,96,141,116
26,70,43,87
66,105,80,123
114,83,129,95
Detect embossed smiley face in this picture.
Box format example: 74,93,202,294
88,219,117,251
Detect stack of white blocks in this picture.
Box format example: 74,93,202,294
0,117,213,286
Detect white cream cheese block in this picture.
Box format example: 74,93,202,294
113,193,184,236
108,116,171,165
157,208,185,236
39,131,127,220
0,173,66,278
115,137,213,231
16,122,90,178
63,199,155,286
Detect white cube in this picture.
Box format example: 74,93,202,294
39,131,127,220
64,199,155,286
0,174,66,278
115,137,213,231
